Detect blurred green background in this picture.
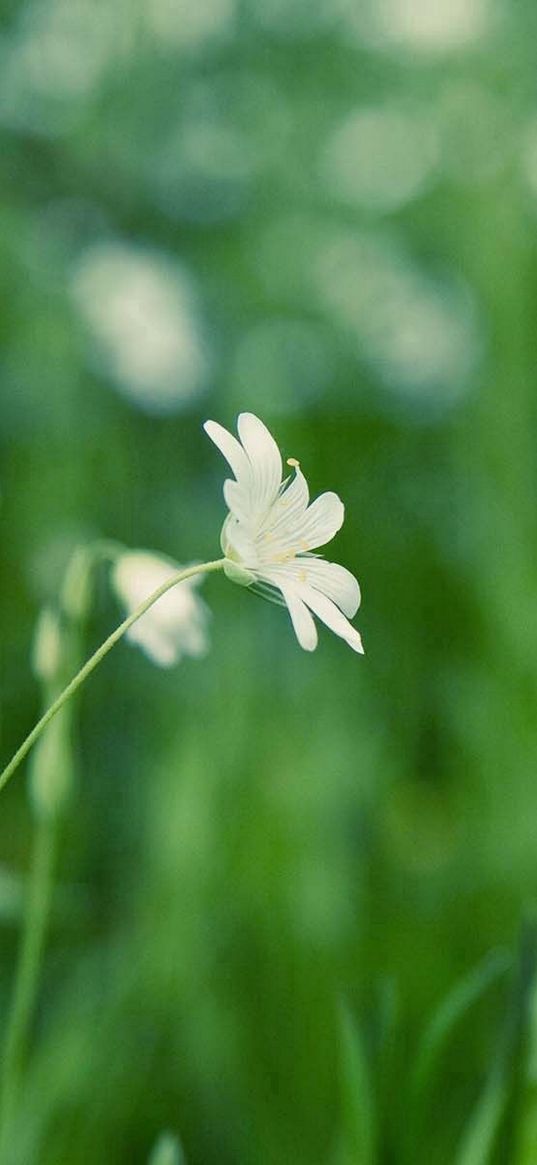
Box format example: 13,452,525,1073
2,0,537,1162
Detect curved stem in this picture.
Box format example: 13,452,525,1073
0,559,225,797
0,815,56,1157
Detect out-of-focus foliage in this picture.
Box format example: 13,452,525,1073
2,0,537,1161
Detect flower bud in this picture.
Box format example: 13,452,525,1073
31,608,63,684
29,712,73,822
61,545,94,622
147,1132,185,1165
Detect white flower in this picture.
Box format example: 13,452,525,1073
204,413,364,653
112,551,210,667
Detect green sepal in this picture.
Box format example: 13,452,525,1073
223,559,255,587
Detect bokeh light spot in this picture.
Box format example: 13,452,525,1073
320,104,439,213
347,0,495,54
316,231,482,416
71,243,210,415
147,0,236,50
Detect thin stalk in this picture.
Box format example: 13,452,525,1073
0,815,56,1158
0,559,225,797
0,537,128,1158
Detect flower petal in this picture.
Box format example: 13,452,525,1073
298,583,364,653
237,412,283,512
223,479,252,526
267,558,360,617
112,551,179,607
220,515,255,565
299,559,361,617
299,492,345,550
204,419,250,481
113,551,211,668
259,465,309,539
278,581,318,651
126,622,181,667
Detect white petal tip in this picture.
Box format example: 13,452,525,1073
351,634,365,655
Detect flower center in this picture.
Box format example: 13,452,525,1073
286,457,300,468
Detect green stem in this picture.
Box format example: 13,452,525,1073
0,559,225,797
0,815,56,1158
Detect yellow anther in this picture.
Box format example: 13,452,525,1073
287,457,300,468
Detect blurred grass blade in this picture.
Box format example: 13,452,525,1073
454,1073,507,1165
455,920,537,1165
411,950,511,1104
516,953,537,1164
148,1131,185,1165
337,999,376,1165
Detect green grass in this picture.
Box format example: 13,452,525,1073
2,0,537,1159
